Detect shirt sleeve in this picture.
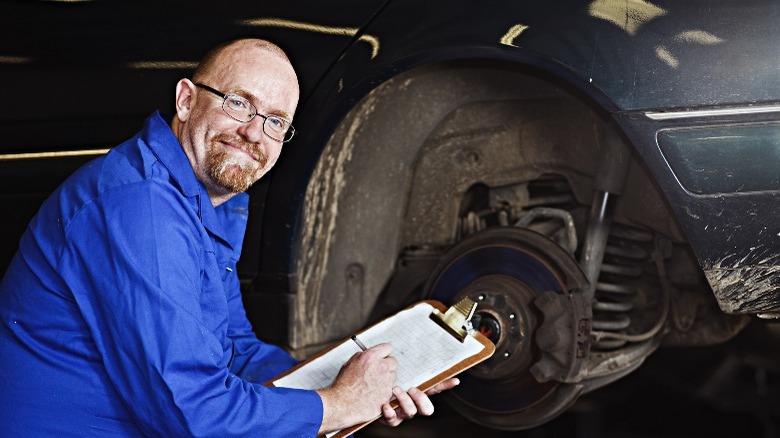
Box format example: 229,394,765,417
59,182,322,437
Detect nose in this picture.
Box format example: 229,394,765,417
236,116,267,144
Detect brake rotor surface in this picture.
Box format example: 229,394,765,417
425,227,584,430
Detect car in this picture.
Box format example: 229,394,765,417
1,0,778,435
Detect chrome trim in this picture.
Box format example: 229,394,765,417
645,105,780,120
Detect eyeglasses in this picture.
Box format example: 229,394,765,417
195,83,296,143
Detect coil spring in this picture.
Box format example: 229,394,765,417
591,224,654,350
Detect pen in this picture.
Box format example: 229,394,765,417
351,335,368,351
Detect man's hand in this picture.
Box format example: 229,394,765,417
378,378,460,427
317,343,397,433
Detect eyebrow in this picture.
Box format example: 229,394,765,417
229,88,293,121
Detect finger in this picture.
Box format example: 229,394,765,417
393,387,418,419
385,355,398,372
380,403,402,427
366,342,393,358
425,377,460,396
408,387,434,416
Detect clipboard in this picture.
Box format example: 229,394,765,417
267,298,495,437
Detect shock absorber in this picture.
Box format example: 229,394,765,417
578,124,632,347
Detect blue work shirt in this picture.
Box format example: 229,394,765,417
0,112,323,437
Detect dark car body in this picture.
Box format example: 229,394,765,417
1,0,778,433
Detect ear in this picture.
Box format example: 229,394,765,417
174,79,197,122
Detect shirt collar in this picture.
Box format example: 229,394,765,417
141,111,235,246
142,111,202,198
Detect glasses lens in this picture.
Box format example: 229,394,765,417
264,116,295,142
222,95,254,122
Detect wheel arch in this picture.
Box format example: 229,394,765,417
280,47,676,350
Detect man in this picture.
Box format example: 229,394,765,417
0,39,456,436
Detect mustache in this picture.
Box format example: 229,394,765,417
212,133,267,166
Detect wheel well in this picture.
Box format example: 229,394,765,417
291,60,680,348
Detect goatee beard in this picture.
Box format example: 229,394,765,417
207,134,268,193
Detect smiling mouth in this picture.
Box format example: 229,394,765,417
223,141,260,161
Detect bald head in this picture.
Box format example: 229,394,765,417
193,39,295,85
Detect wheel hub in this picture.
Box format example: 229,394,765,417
424,227,589,430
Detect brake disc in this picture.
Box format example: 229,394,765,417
425,227,590,430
